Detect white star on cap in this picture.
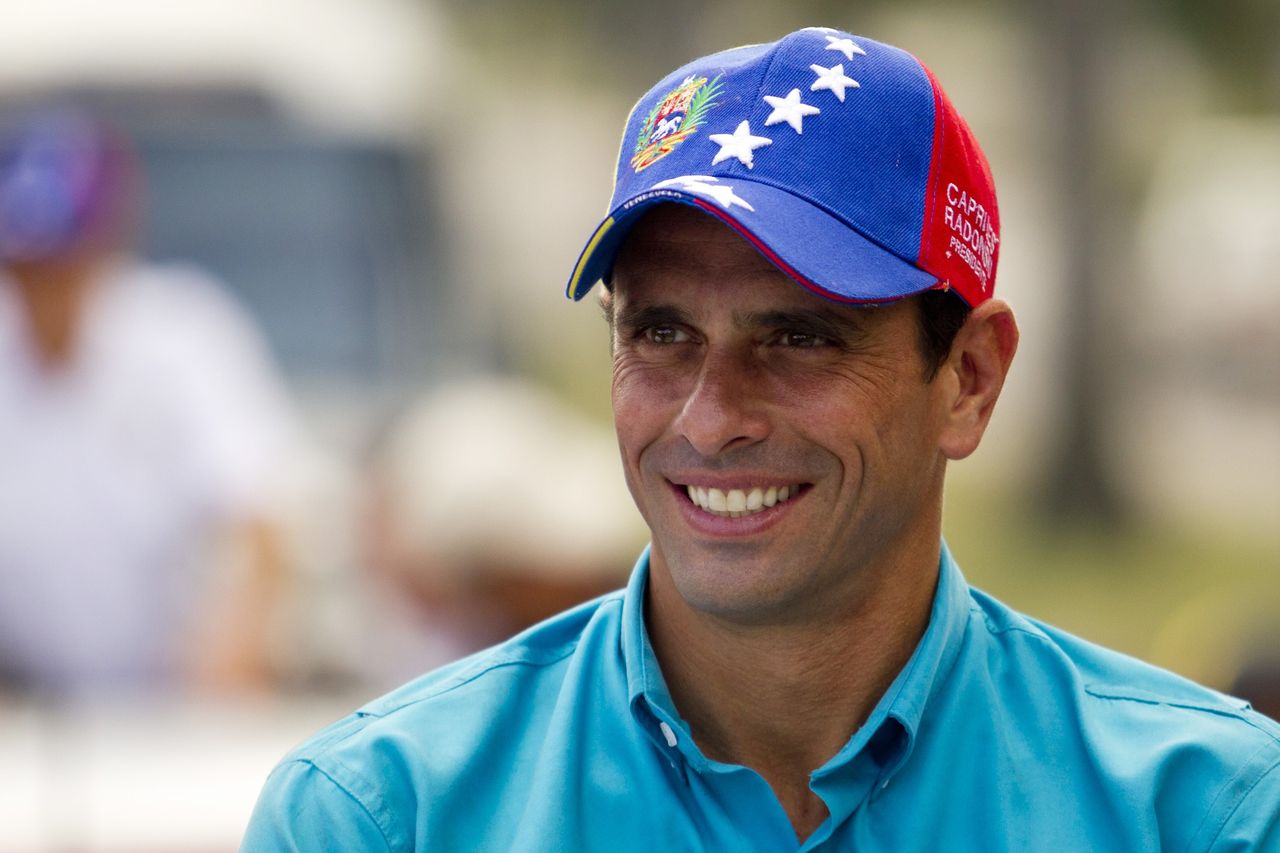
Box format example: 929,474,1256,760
708,120,773,169
651,175,754,211
810,63,860,102
824,36,866,61
762,88,821,134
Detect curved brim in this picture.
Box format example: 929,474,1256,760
566,177,940,304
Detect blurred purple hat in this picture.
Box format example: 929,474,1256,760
0,109,133,262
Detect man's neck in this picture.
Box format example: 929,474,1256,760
645,533,940,840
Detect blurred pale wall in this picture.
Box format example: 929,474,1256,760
0,0,447,137
0,1,1276,848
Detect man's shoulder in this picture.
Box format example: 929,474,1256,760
967,584,1277,736
280,590,626,773
961,584,1280,847
246,591,629,850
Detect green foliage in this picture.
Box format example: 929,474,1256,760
1152,0,1280,109
683,75,723,130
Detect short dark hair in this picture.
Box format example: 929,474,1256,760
914,290,971,381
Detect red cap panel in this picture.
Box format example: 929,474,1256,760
917,64,1001,306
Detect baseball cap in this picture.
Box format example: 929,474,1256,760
566,27,1000,307
0,109,131,262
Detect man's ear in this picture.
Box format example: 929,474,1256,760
598,288,616,350
598,287,614,324
936,298,1019,460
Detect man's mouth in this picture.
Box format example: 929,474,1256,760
682,484,805,518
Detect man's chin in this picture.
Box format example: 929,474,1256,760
651,540,814,621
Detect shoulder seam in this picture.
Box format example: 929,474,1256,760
405,640,582,706
973,601,1049,641
1081,687,1272,729
292,715,369,757
973,601,1270,726
287,758,396,852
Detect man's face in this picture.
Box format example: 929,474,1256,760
608,205,952,627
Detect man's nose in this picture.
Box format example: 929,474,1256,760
674,347,771,457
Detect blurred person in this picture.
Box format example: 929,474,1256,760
361,378,640,688
0,109,296,696
245,28,1280,850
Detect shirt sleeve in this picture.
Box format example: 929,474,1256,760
241,759,394,853
1205,751,1280,852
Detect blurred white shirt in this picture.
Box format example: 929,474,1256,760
0,257,293,695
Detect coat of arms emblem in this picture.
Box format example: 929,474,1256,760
630,75,723,172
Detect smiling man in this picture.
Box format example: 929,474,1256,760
244,28,1279,851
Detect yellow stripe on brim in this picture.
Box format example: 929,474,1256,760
565,215,616,300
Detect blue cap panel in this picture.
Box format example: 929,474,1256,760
568,180,936,303
610,30,936,263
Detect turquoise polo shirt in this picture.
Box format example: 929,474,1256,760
243,545,1280,851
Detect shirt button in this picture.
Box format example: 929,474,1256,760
659,721,678,748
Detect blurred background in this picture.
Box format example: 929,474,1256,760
0,0,1275,848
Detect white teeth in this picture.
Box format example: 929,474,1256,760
685,483,801,517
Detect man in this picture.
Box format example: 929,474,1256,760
0,109,294,694
244,28,1279,850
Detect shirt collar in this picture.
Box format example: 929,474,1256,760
620,546,691,759
813,539,971,784
620,541,973,781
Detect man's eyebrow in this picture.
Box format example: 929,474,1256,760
742,308,869,339
610,302,693,332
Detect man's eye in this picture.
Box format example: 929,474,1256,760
779,330,832,348
644,326,688,344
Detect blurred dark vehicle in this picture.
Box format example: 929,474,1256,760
2,86,466,431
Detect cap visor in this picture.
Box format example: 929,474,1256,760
566,177,938,303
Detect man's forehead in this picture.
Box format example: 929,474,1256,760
605,205,926,343
609,224,900,335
